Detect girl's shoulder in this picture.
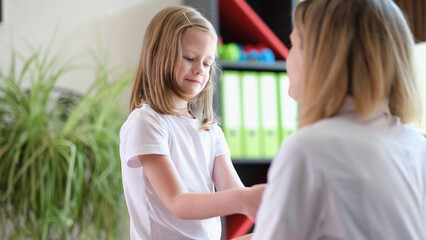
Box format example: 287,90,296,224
122,104,165,130
129,104,164,121
206,123,223,137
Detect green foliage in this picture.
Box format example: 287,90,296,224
0,42,131,239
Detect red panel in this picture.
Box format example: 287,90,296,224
219,0,289,60
226,214,254,239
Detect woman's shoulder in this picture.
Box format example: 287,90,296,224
285,115,426,155
290,117,348,140
399,125,426,150
279,117,366,156
401,124,426,139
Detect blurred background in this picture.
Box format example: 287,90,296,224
0,0,182,94
0,0,424,239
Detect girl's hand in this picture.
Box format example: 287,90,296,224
241,184,266,222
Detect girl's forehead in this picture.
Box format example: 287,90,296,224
182,28,216,40
180,28,217,51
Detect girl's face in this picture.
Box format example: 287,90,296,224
287,27,304,102
176,28,216,102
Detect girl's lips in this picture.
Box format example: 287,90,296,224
186,78,201,84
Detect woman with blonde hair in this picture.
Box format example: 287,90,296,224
243,0,426,239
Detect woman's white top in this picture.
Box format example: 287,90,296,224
119,104,230,240
253,98,426,240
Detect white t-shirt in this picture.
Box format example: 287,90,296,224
253,98,426,240
119,104,230,240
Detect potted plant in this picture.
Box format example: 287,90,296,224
0,42,131,239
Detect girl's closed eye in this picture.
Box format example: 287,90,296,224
184,55,212,68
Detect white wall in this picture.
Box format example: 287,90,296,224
413,42,426,133
0,0,182,93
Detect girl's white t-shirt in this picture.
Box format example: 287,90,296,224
119,104,230,240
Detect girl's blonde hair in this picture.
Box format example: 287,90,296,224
129,6,219,130
294,0,421,127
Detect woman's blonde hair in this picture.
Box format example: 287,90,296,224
294,0,421,127
129,6,219,130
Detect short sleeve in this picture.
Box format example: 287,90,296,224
252,136,326,240
120,108,170,168
213,124,231,158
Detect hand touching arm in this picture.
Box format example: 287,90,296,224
213,154,265,221
138,154,262,220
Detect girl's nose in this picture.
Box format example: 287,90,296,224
193,62,204,75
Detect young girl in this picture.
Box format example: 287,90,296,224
242,0,426,239
119,6,264,240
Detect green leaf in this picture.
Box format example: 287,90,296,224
0,38,129,239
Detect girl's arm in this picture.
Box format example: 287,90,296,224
138,154,264,220
212,154,245,190
212,154,265,221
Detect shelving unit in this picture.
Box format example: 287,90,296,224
218,0,289,60
219,62,289,239
219,60,286,72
